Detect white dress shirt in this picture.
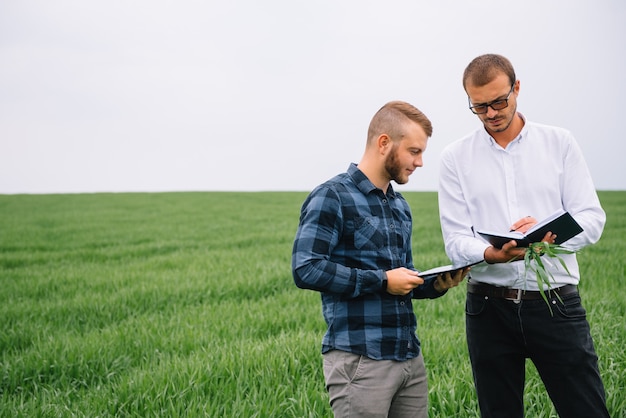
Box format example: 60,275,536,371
438,113,605,290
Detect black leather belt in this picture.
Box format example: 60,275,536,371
467,281,578,301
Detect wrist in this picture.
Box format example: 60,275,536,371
484,246,498,264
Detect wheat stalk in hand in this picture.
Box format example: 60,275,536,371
523,242,575,315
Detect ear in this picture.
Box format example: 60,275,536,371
377,134,391,154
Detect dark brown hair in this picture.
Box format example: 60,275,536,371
463,54,516,90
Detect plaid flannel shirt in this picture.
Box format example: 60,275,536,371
292,164,443,361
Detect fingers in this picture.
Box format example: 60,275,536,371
509,216,538,233
501,239,522,254
388,265,473,295
485,241,527,264
435,267,470,291
541,231,557,244
385,268,425,295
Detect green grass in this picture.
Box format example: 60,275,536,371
0,191,624,417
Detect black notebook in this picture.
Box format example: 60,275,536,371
477,210,583,248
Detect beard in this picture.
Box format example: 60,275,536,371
483,104,517,133
384,145,408,185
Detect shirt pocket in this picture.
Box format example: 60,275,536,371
353,216,385,250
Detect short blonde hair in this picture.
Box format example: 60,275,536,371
367,101,432,144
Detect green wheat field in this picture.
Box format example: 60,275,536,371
1,191,624,417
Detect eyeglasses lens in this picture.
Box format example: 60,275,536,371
471,99,508,114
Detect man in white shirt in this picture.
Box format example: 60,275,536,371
438,54,609,417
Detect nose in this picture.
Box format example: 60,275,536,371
414,155,423,167
485,106,499,118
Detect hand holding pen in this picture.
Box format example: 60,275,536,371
509,216,537,233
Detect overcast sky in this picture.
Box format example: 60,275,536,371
1,0,624,194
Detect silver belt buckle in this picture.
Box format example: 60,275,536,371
505,288,523,303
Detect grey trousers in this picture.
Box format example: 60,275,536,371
323,350,428,418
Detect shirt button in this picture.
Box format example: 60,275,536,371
382,199,387,204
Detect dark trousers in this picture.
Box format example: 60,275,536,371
465,290,610,418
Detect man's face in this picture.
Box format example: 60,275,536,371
384,122,428,185
466,73,519,134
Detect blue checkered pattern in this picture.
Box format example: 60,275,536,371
292,164,442,361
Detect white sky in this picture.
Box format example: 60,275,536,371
1,0,625,194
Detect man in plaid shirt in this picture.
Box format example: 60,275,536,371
292,101,468,418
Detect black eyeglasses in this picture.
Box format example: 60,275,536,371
468,84,515,114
